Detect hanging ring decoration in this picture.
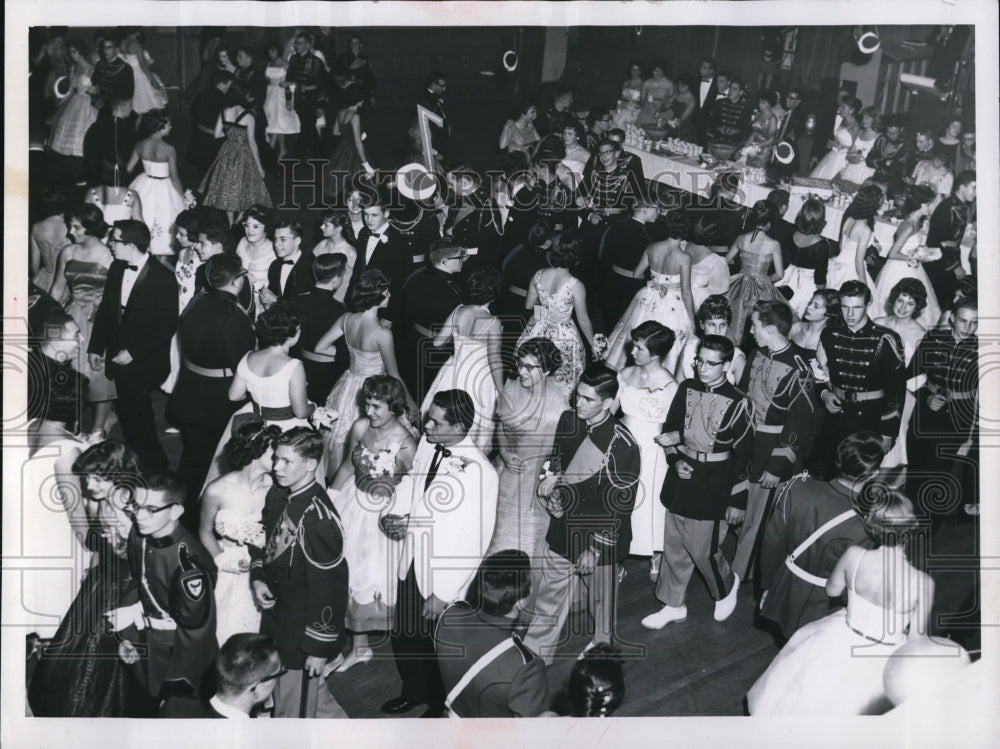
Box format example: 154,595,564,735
503,50,518,72
857,30,881,54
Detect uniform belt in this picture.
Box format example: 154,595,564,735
508,284,528,297
300,349,336,363
413,322,434,337
610,264,636,278
755,423,784,434
833,387,884,403
784,557,827,587
678,444,732,463
197,124,216,135
143,614,177,631
251,401,296,421
926,381,975,401
182,358,233,378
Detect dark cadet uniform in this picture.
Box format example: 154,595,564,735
654,378,754,605
733,342,816,580
398,266,463,399
812,320,905,478
168,287,255,517
121,525,218,700
524,410,640,664
758,474,873,639
292,286,347,405
596,217,652,334
924,195,974,306
435,603,549,718
906,326,979,518
249,480,348,717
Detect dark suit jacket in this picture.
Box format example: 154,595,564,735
158,696,227,718
351,225,415,317
267,251,315,299
692,77,720,144
89,257,178,385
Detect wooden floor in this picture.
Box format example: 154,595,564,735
121,391,981,718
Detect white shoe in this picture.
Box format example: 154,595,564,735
714,574,740,622
641,604,687,629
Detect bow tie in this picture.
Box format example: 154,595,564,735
434,444,453,458
124,263,138,271
281,259,295,265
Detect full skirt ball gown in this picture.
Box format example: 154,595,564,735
516,273,585,396
331,441,409,632
63,259,117,402
263,66,300,135
420,334,498,454
129,159,186,256
323,345,386,475
809,126,854,180
48,73,97,157
605,272,693,372
871,233,942,329
199,110,273,214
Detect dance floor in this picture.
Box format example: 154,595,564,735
122,390,980,717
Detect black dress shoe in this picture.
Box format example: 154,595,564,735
381,696,424,714
420,705,446,718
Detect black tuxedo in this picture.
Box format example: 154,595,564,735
267,251,315,299
692,76,719,146
89,256,178,469
399,267,463,398
351,225,415,319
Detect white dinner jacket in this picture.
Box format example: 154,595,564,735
390,435,498,603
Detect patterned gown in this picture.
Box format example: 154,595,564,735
199,109,273,214
516,273,585,396
605,272,694,371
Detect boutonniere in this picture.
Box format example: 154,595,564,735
183,189,198,210
310,406,339,431
443,454,471,474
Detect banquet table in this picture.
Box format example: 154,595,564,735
625,144,901,247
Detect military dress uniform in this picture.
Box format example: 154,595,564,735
758,474,873,639
249,481,349,718
732,342,816,580
168,287,255,516
398,265,463,399
119,525,218,701
924,195,974,306
812,320,905,478
653,378,754,607
435,603,549,718
906,326,979,518
524,410,641,664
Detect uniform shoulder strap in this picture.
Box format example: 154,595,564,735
444,635,519,717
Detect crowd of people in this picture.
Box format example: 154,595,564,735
23,26,980,720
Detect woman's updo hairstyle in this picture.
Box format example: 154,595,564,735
64,203,110,240
139,108,171,138
465,267,503,306
222,419,281,472
515,337,563,377
566,644,626,717
361,375,408,418
254,299,300,348
547,231,583,271
348,269,391,312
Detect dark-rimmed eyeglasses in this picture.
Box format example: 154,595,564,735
124,502,179,518
693,357,724,369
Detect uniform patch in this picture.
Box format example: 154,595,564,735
182,573,206,600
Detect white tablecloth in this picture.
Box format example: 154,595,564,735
626,144,900,247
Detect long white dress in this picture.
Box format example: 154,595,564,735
872,232,942,329
619,376,678,556
19,436,93,638
690,253,731,312
605,272,694,372
129,160,185,256
236,237,275,291
211,473,270,645
809,126,854,180
263,65,301,135
420,315,499,454
122,52,168,114
323,344,386,475
747,550,912,716
825,230,877,301
49,71,97,157
331,441,408,632
836,133,878,185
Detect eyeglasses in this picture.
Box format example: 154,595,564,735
447,252,468,262
124,502,179,518
258,668,288,684
693,357,724,369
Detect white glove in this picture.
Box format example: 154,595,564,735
105,602,146,632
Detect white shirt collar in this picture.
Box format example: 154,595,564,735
368,222,389,238
209,695,250,719
283,249,302,266
125,252,151,273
